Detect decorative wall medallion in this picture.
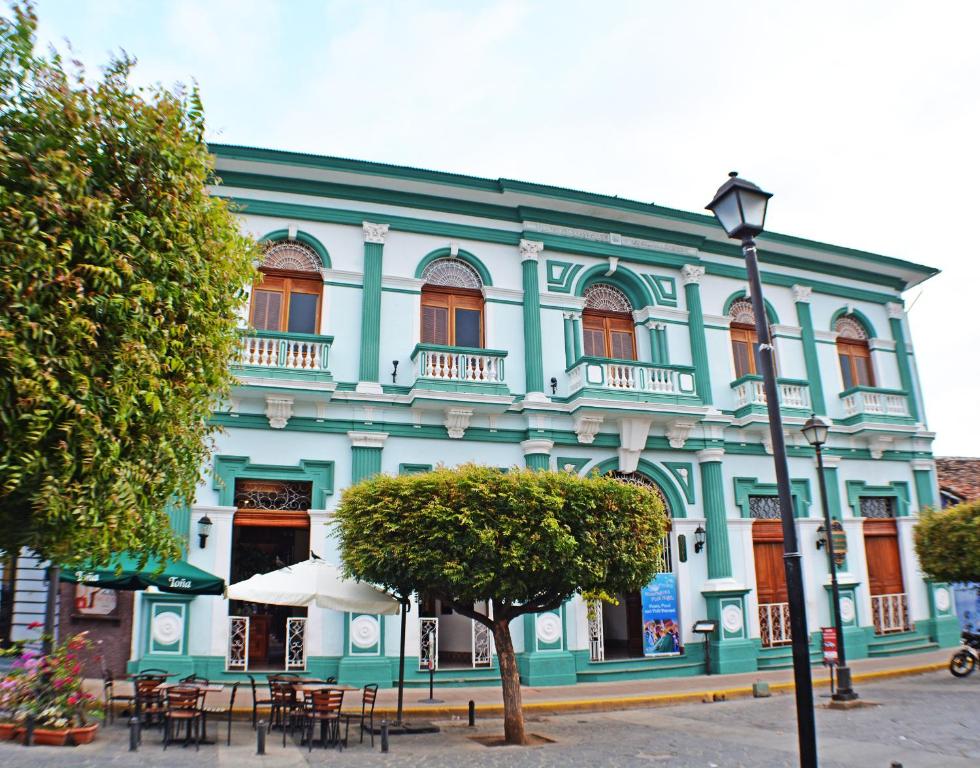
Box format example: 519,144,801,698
536,612,562,645
722,604,743,634
934,587,950,613
151,611,183,647
350,615,380,649
839,595,855,623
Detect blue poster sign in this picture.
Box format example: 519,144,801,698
641,573,680,656
953,582,979,633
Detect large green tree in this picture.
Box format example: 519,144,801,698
335,464,667,745
0,3,257,565
914,501,980,583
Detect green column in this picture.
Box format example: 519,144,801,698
913,462,936,510
698,449,732,579
521,439,552,471
571,314,583,360
682,265,712,405
793,285,826,415
887,303,920,422
349,431,388,483
563,313,575,368
358,222,389,386
647,322,661,364
520,240,545,395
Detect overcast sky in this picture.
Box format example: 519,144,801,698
28,0,980,456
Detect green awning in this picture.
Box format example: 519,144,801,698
60,555,225,595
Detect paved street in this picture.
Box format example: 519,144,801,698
0,671,976,767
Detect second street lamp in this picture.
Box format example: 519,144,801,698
707,173,818,768
802,414,859,702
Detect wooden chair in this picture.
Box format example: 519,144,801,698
203,681,239,746
180,674,210,685
302,688,345,752
270,679,302,741
162,686,203,751
134,675,167,727
342,684,378,748
247,674,273,729
101,666,134,724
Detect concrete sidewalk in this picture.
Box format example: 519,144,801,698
92,648,954,718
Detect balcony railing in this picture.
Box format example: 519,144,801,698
731,375,811,411
840,387,910,418
567,357,697,397
871,592,911,634
237,330,333,373
411,344,507,385
758,602,792,647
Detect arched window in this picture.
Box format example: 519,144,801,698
729,298,761,378
608,471,672,573
420,258,484,347
835,315,874,388
250,241,323,334
582,284,636,360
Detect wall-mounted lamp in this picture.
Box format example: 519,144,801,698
693,525,706,554
550,376,558,395
391,360,399,383
197,514,213,549
815,519,847,566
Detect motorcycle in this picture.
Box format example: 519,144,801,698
949,630,980,678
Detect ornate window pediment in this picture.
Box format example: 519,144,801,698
584,284,632,313
262,241,322,273
835,315,868,340
421,258,482,289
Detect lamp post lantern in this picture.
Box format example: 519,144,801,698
802,414,858,702
707,173,818,768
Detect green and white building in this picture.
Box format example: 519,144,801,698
130,145,960,686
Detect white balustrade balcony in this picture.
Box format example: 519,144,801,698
411,344,508,389
730,375,811,412
237,330,333,374
566,357,697,398
840,387,910,419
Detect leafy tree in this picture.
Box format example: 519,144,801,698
914,501,980,583
335,464,667,745
0,2,257,565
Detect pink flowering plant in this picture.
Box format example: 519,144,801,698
0,629,101,728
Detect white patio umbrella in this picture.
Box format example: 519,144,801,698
226,558,400,615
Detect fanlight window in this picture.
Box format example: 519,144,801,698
250,241,323,334
728,297,773,378
729,298,756,326
582,283,636,360
835,314,874,389
420,258,484,348
262,241,322,273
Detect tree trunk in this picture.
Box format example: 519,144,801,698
492,619,526,745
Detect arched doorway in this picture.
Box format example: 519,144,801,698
590,472,678,661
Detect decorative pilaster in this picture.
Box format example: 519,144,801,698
562,313,576,368
911,459,937,511
357,222,389,392
349,431,388,483
645,321,669,365
886,302,920,422
521,439,553,471
520,240,546,399
571,314,583,361
792,285,826,415
682,265,712,404
697,449,732,580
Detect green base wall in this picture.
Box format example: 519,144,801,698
707,638,758,674
338,657,394,689
919,615,961,648
516,651,578,686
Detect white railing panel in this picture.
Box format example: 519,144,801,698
872,592,911,634
569,361,686,395
758,602,792,647
286,617,307,671
419,617,438,671
734,380,810,410
587,600,605,662
842,391,910,418
239,334,330,372
472,620,493,668
415,350,505,384
227,616,249,671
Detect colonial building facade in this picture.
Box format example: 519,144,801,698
127,145,960,686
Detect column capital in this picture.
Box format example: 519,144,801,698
348,430,389,449
817,453,842,468
644,318,665,330
791,284,813,303
519,239,544,262
520,438,554,456
911,458,936,472
362,221,390,244
681,264,705,285
886,302,905,320
696,447,725,463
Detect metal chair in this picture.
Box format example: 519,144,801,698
302,688,345,752
203,682,239,746
247,674,273,729
101,665,134,724
162,686,203,751
342,684,378,748
270,679,302,742
134,674,167,728
180,674,210,685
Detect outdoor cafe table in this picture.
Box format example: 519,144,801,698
155,682,225,745
287,684,360,749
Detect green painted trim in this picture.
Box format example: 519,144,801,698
484,297,523,306
722,289,779,324
829,306,878,339
524,452,549,470
732,476,812,518
641,274,678,307
212,455,334,508
382,286,421,296
573,263,652,309
571,316,583,361
165,500,190,548
663,462,695,504
795,300,826,415
399,463,432,475
705,261,901,306
562,314,575,368
839,385,907,397
589,457,687,519
555,457,591,475
833,413,917,427
545,259,584,293
414,247,493,286
522,257,545,393
889,316,920,422
684,281,712,405
913,468,936,511
324,279,362,289
258,228,331,268
845,480,911,517
410,342,507,360
352,445,383,484
359,240,384,383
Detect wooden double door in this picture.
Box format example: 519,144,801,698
752,521,788,605
863,518,904,597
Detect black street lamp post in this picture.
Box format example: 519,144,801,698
802,414,858,702
707,172,818,768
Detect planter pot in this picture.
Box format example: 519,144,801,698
0,722,17,741
70,723,99,745
16,726,71,746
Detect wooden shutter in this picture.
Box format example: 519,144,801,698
582,316,606,357
251,289,283,331
421,305,449,345
610,331,634,360
730,324,757,377
838,339,874,388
